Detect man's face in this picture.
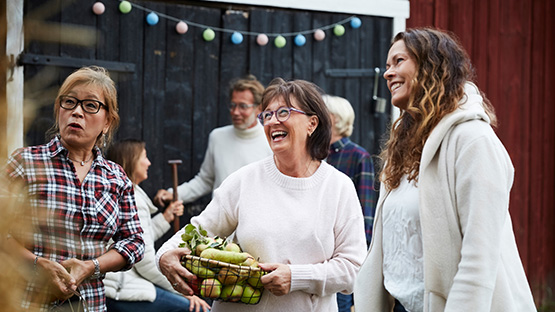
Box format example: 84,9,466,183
229,90,259,130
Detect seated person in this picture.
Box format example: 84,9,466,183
104,139,210,312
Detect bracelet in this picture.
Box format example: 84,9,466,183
90,258,102,279
33,255,39,273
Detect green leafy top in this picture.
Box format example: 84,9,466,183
179,223,227,253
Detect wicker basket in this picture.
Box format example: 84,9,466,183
181,254,266,304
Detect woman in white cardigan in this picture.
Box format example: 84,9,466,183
354,28,536,312
104,139,210,312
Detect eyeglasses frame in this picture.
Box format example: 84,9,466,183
59,95,106,114
257,106,307,126
228,102,256,112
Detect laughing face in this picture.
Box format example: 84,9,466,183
263,97,314,158
58,84,110,150
384,39,417,110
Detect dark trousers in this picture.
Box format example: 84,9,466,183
394,299,408,312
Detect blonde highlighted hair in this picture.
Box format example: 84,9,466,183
48,66,119,150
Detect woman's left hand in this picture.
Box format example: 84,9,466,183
61,258,93,286
186,295,211,312
258,263,291,296
163,200,184,223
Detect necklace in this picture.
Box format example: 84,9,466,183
68,154,93,166
303,159,319,177
274,155,318,177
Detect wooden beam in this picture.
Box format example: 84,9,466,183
18,53,136,73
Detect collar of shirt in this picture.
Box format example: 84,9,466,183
48,135,110,170
330,137,350,153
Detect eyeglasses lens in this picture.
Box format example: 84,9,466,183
260,107,292,125
60,96,102,114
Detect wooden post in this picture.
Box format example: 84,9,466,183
168,159,182,233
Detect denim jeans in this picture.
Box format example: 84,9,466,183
337,293,353,312
106,286,191,312
394,299,408,312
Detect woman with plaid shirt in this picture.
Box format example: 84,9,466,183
4,66,144,311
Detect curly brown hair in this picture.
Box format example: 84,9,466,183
380,27,497,191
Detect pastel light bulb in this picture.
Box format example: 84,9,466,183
294,34,306,46
256,34,269,46
203,28,216,41
231,32,243,44
314,29,325,41
92,2,105,15
350,17,362,29
146,12,159,25
333,25,345,36
119,1,132,14
176,21,188,34
274,35,286,48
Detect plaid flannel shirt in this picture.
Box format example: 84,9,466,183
327,137,377,245
5,136,144,312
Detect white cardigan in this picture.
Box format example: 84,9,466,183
104,185,175,301
354,83,536,311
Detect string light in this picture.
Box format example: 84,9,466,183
103,0,362,45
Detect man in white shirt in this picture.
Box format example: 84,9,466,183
154,75,272,207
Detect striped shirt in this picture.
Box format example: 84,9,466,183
327,137,377,244
4,136,144,312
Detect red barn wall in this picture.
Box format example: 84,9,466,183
406,0,555,307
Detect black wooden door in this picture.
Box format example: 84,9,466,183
22,0,392,227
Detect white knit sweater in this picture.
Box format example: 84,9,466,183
172,123,272,203
157,156,367,311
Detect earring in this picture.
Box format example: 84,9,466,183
102,133,107,148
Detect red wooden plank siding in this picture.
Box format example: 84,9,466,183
529,0,546,302
407,0,555,307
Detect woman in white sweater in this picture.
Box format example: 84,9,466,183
104,139,210,312
354,28,536,312
156,78,367,311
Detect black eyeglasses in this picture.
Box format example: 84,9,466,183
257,106,307,126
229,102,255,112
59,95,106,114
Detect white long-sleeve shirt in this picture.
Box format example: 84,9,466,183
157,156,367,311
172,123,272,203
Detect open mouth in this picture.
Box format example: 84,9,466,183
271,130,288,142
68,122,83,130
389,82,404,92
390,82,403,92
